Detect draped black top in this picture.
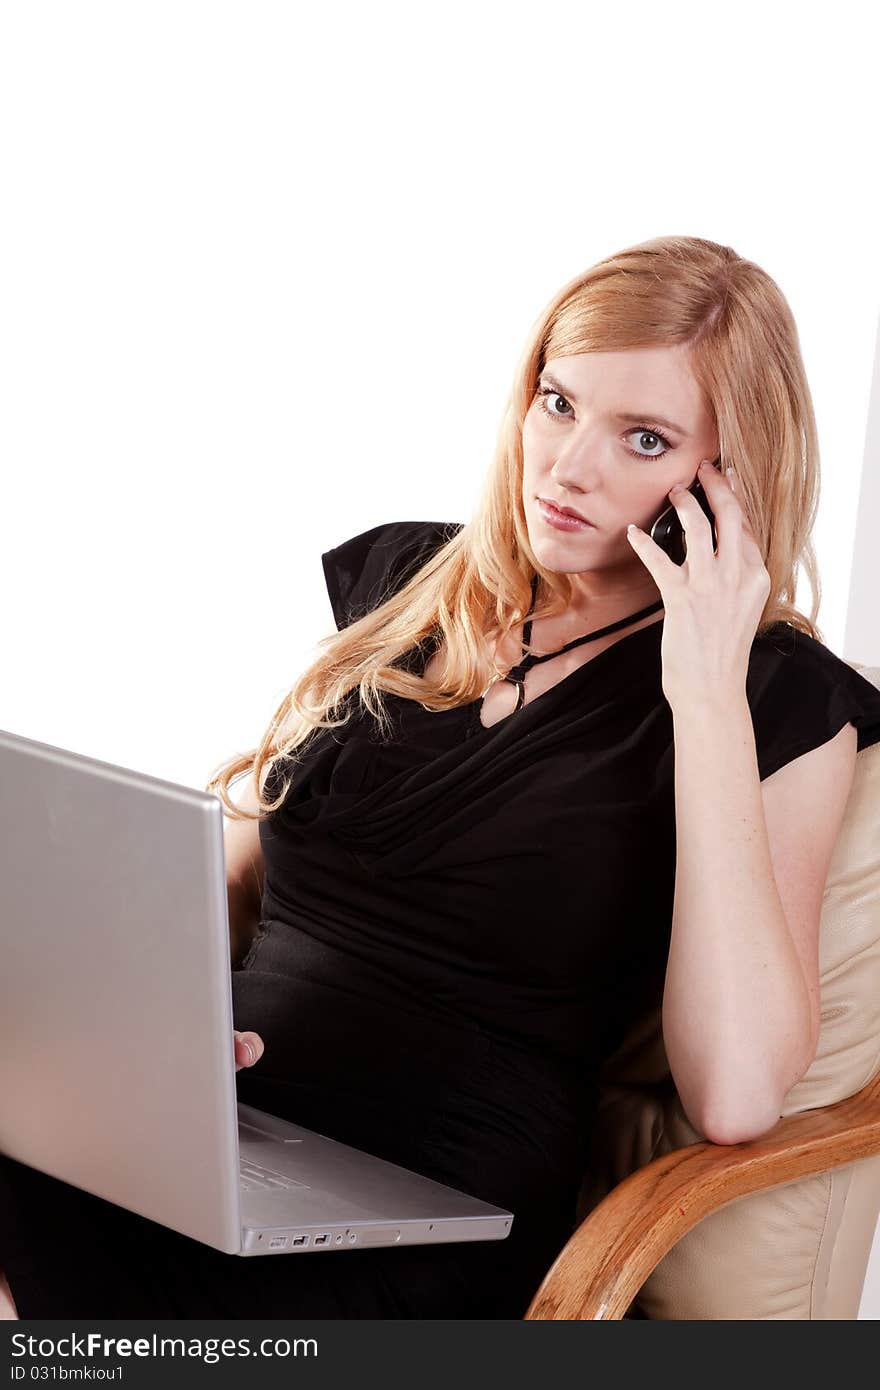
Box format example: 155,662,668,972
235,518,880,1230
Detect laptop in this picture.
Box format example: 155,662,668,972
0,726,514,1257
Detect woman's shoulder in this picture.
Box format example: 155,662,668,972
747,621,880,780
321,519,463,630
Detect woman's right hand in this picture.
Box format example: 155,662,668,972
234,1029,265,1072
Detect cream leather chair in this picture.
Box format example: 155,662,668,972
525,661,880,1320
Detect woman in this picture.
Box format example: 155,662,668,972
4,234,880,1318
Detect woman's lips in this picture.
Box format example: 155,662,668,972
537,497,596,531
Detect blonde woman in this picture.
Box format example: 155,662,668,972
3,235,880,1320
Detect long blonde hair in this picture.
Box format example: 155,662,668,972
207,234,824,822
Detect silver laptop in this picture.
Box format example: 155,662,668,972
0,727,513,1257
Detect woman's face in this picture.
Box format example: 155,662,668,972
521,344,720,608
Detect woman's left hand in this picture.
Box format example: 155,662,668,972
625,459,771,712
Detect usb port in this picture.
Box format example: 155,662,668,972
292,1235,309,1247
314,1233,330,1246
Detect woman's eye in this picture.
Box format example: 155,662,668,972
624,427,672,459
536,386,572,419
536,387,673,460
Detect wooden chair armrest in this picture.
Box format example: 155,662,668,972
524,1069,880,1320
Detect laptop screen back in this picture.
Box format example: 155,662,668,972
0,727,242,1253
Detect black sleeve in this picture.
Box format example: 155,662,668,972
321,519,464,632
747,625,880,781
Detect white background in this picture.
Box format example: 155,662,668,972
1,0,878,1317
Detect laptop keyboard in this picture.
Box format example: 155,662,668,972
240,1157,309,1193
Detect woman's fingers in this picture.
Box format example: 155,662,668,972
233,1030,265,1072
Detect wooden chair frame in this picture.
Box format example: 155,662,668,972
524,1069,880,1319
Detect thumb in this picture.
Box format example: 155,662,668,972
234,1030,265,1071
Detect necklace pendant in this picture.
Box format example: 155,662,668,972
480,670,506,699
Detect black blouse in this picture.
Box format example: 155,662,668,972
255,519,880,1068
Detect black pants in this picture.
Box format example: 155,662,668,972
0,1152,564,1319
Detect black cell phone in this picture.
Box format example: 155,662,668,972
649,457,722,565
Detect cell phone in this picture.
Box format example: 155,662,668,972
649,457,722,565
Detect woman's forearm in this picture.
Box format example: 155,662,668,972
662,693,814,1144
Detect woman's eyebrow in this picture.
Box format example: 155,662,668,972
537,373,690,437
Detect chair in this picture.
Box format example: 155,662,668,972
525,661,880,1320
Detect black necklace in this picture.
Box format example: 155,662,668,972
481,574,664,711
